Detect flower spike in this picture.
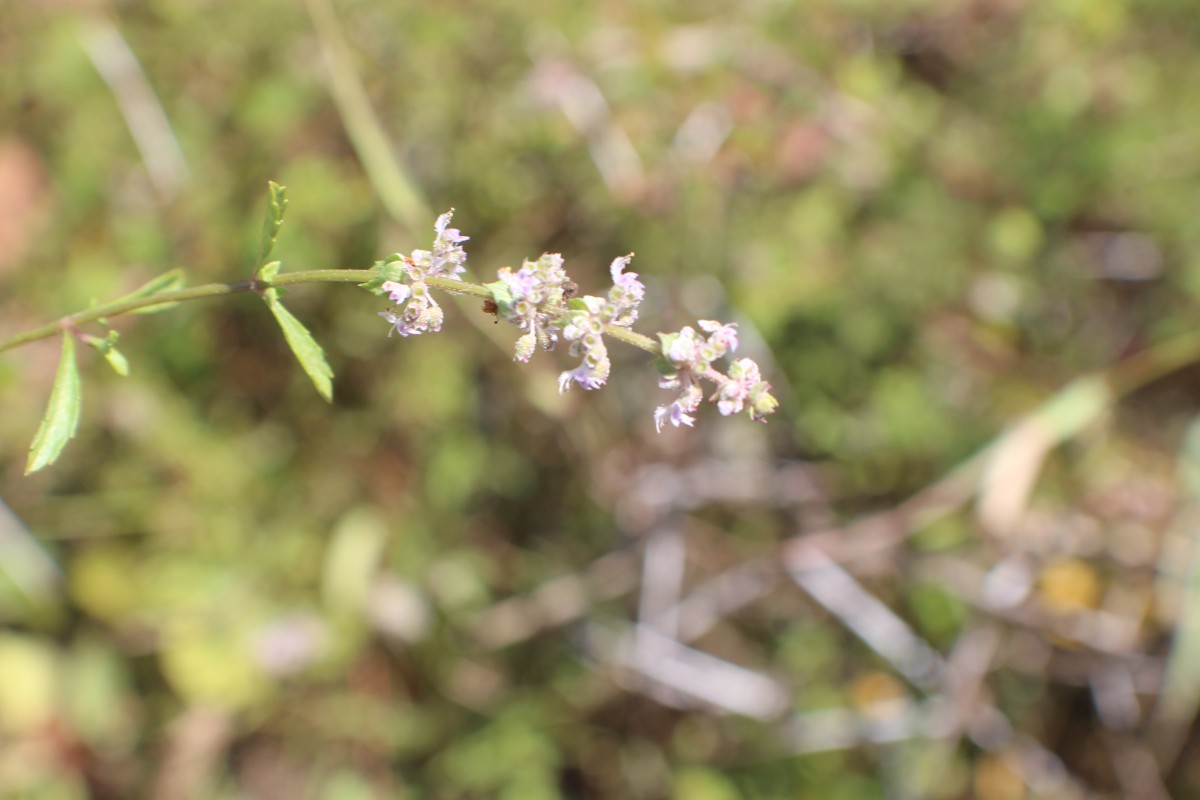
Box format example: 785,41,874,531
373,212,776,431
654,321,777,430
372,210,471,337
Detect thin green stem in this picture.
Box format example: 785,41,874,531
270,269,375,285
2,281,245,354
0,270,369,354
0,268,664,358
601,323,658,355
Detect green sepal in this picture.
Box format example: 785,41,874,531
484,279,514,316
257,181,288,266
654,331,680,376
85,331,130,377
26,335,83,474
257,260,282,282
361,255,409,293
261,288,334,402
109,269,187,315
566,297,589,311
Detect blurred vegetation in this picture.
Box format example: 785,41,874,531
4,0,1200,797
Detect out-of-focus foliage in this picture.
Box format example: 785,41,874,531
4,0,1200,797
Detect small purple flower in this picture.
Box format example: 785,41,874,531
654,319,776,431
654,381,703,431
698,319,738,356
496,253,569,361
380,285,443,337
606,254,645,326
381,280,411,304
435,211,469,244
664,326,702,365
379,211,469,337
374,212,777,432
555,255,646,392
428,209,470,277
715,357,762,416
558,347,611,391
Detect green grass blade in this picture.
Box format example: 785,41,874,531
25,335,83,474
305,0,429,233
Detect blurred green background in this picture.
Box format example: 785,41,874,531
4,0,1200,797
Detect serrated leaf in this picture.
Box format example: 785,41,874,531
26,336,83,474
258,181,288,266
110,269,187,315
263,291,333,402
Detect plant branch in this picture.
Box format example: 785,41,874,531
0,268,662,358
0,270,367,355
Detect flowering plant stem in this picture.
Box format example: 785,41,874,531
0,270,659,357
8,189,777,474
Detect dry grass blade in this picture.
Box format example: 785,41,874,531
78,15,189,200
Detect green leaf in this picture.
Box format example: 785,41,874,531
361,255,408,293
110,269,187,315
102,344,130,377
257,181,288,266
85,332,130,377
257,260,282,282
262,290,333,402
484,279,513,315
26,336,83,475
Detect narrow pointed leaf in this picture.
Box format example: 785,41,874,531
25,335,83,474
258,260,282,282
108,268,187,315
263,290,333,402
258,181,288,266
102,347,130,377
85,332,130,377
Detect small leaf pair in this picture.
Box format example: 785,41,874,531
26,181,333,474
25,270,186,474
256,182,334,403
